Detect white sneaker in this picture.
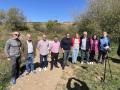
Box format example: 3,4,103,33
44,67,47,71
81,61,84,64
39,68,42,71
91,62,94,64
87,62,90,64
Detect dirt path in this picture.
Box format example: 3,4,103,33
9,51,64,90
9,40,74,90
10,64,63,90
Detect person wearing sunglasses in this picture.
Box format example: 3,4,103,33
4,31,22,85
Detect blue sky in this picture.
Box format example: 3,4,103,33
0,0,87,22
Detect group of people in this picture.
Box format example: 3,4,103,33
4,31,111,84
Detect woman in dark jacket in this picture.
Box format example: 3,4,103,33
90,34,99,64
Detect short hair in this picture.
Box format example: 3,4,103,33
54,35,58,38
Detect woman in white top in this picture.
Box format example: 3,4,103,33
72,33,80,63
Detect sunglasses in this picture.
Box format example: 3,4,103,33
14,34,20,36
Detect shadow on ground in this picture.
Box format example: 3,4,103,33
66,77,89,90
109,57,120,64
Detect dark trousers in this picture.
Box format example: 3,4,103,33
40,54,48,68
98,50,107,63
62,50,70,69
10,56,21,79
26,53,34,72
51,52,59,70
81,50,90,62
90,50,98,61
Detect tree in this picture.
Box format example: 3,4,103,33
76,0,120,42
6,8,27,31
0,9,6,25
46,20,61,30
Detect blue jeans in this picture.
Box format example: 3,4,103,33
26,53,34,72
40,54,48,68
72,48,79,63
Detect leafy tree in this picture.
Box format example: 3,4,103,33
6,8,27,31
46,20,61,30
0,9,6,25
76,0,120,42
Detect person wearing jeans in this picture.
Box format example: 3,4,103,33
61,33,72,70
37,34,49,71
50,36,60,70
22,34,36,75
98,32,110,64
4,31,22,84
80,31,90,64
26,53,34,73
72,33,80,63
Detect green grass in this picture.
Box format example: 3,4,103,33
0,31,120,90
59,47,120,90
0,60,11,90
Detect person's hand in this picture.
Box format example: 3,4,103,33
49,50,51,53
62,49,64,53
7,58,11,61
89,49,91,52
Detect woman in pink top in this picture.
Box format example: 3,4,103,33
50,36,60,70
90,34,99,64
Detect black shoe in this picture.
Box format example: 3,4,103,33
50,67,53,70
66,64,69,67
31,71,36,74
62,67,65,70
26,72,30,75
98,60,102,63
55,65,59,68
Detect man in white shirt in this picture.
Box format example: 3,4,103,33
80,31,90,64
23,34,36,75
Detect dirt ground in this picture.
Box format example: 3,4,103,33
9,50,73,90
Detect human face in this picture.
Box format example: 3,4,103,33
13,32,20,39
43,35,47,41
93,35,97,39
103,32,107,37
54,37,58,42
76,33,79,39
66,34,70,38
83,31,87,38
26,34,32,41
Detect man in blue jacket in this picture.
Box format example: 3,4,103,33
98,31,110,64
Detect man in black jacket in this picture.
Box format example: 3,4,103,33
61,33,72,70
80,31,90,64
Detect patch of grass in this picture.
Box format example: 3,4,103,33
0,60,11,90
58,47,120,90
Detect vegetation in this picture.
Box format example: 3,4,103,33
0,0,120,89
0,8,27,31
76,0,120,42
56,46,120,90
